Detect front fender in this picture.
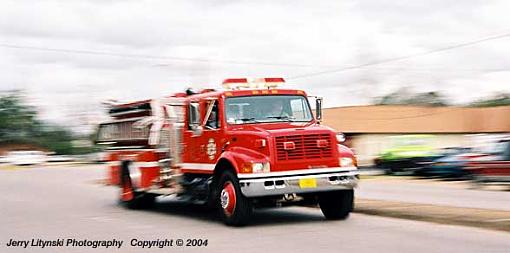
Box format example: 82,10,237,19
338,144,355,158
218,147,269,174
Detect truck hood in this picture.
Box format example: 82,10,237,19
226,122,346,171
227,122,335,136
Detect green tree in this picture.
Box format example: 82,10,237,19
374,88,448,106
0,91,75,154
0,91,39,142
469,93,510,107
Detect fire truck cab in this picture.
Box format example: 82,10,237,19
97,78,358,226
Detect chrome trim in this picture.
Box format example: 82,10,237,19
237,166,357,179
241,171,358,183
177,163,215,171
135,162,159,167
239,169,358,197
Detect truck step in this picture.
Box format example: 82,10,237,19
147,187,180,195
159,175,177,181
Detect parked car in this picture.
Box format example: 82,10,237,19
416,151,486,178
0,156,9,163
47,155,75,163
374,135,437,174
7,151,47,166
435,147,472,158
467,139,510,185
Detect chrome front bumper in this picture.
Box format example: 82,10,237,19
238,167,359,197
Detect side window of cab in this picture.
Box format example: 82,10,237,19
205,101,220,129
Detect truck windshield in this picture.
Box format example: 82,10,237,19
225,95,313,124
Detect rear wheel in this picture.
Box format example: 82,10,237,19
319,189,354,220
217,170,252,226
119,162,155,209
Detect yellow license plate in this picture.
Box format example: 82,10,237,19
299,178,317,188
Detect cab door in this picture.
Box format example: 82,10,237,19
182,100,203,163
199,99,224,164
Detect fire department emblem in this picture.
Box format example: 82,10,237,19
206,138,217,160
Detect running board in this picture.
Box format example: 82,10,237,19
147,188,181,195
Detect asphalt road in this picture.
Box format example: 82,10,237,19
0,164,509,253
357,177,510,211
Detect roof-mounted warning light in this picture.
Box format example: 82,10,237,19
222,77,285,90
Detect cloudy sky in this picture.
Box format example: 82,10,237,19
1,0,510,131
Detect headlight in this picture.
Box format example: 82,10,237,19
340,157,354,167
336,133,346,143
252,162,270,173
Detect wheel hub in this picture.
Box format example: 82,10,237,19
220,182,236,216
220,190,229,208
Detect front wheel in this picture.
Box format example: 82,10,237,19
319,189,354,220
217,170,253,226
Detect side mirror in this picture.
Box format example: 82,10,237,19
336,132,346,143
188,102,201,135
315,97,323,123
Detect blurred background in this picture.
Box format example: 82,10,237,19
1,1,510,252
0,1,510,182
2,0,510,175
0,0,509,188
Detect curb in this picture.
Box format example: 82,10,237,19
354,199,510,232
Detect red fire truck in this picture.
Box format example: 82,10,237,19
96,78,359,226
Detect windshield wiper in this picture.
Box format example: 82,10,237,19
265,115,296,121
237,117,258,123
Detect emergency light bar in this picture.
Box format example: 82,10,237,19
222,77,285,90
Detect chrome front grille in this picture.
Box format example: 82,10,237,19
275,134,333,161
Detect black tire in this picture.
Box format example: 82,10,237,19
216,170,252,226
119,162,155,209
319,189,354,220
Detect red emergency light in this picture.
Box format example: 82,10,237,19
222,77,285,90
263,77,285,83
222,78,249,85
